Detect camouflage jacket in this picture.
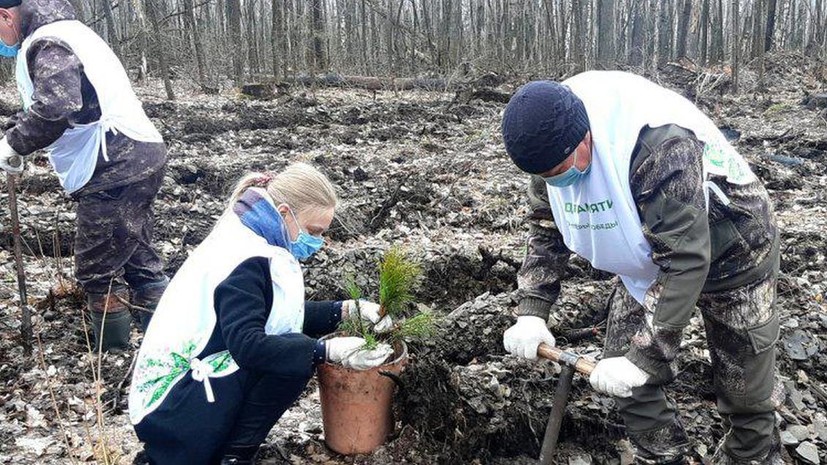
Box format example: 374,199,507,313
4,0,166,195
517,124,779,380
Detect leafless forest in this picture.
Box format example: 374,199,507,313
1,0,827,464
0,0,821,92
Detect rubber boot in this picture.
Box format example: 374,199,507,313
219,445,259,465
628,419,691,465
88,290,132,352
131,277,169,332
710,427,786,465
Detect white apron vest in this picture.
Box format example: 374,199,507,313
128,208,305,425
15,20,163,193
547,71,757,304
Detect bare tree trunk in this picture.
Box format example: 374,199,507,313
246,0,260,75
629,0,645,66
731,0,739,92
227,0,243,82
596,0,616,68
100,0,120,58
813,0,825,55
656,0,673,66
700,0,709,63
309,0,326,71
183,0,207,86
131,0,149,82
272,0,285,78
571,0,586,73
752,0,766,88
764,0,777,52
342,0,355,71
711,0,724,63
675,0,692,58
145,0,175,100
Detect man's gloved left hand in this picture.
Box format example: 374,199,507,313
343,299,393,333
589,356,650,398
0,138,23,174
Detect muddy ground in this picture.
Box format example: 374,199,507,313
1,53,826,464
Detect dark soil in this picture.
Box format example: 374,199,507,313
1,52,826,464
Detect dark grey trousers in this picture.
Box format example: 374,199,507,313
74,169,167,296
605,268,783,461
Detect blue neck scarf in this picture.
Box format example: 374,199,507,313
232,188,290,249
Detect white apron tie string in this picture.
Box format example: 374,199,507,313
97,116,118,162
190,358,216,403
703,180,731,211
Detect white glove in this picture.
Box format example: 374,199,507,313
589,356,650,398
343,299,393,333
0,138,23,174
325,336,367,363
341,342,394,370
503,315,556,360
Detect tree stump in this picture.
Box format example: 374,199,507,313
240,83,276,100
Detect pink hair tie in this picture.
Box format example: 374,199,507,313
255,172,273,187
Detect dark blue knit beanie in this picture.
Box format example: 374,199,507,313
0,0,21,7
502,81,590,174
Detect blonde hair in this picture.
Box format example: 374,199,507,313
228,162,338,215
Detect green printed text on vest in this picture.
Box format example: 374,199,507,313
565,199,614,214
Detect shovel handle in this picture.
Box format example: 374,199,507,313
537,343,596,376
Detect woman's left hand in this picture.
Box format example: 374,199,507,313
343,300,394,333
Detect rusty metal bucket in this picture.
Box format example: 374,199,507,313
317,339,408,455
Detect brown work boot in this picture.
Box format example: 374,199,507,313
87,289,132,352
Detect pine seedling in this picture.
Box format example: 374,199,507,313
378,247,421,318
393,311,436,342
345,275,362,301
342,275,367,337
362,332,379,350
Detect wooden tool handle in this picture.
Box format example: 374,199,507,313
537,343,596,376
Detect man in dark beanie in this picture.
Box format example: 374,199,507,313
501,74,783,464
0,0,168,352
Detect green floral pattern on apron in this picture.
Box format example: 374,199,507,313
703,140,756,185
135,340,239,410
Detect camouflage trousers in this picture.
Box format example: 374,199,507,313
74,169,167,300
604,266,784,462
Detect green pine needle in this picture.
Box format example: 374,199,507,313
344,275,362,301
362,332,379,350
378,247,421,318
395,311,436,341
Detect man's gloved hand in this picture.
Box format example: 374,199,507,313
325,336,367,364
341,342,394,370
503,315,556,360
343,299,393,333
589,356,650,398
0,138,23,174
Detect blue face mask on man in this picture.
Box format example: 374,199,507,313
286,207,324,261
0,41,18,57
0,12,21,58
543,148,591,188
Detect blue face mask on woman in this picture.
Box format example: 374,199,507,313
543,149,591,188
286,207,324,261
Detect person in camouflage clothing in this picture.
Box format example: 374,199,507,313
0,0,168,352
500,74,784,464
